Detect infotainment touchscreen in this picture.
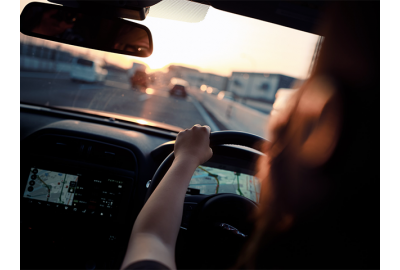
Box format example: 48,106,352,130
22,167,127,220
23,168,79,205
188,165,261,203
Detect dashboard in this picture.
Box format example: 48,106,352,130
20,104,262,269
187,163,260,202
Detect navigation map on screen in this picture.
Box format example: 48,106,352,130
23,168,79,206
189,166,261,202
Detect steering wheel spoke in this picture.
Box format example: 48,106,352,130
147,131,267,269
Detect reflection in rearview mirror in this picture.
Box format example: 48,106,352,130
20,2,153,57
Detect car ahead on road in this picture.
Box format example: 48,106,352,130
70,57,107,83
19,1,379,270
169,78,189,98
130,70,148,91
128,63,148,91
169,84,187,98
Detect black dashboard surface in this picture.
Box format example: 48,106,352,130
20,105,262,269
21,106,177,269
21,105,175,203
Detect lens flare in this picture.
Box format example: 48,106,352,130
137,119,149,125
146,88,155,95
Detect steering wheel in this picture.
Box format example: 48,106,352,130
145,131,268,269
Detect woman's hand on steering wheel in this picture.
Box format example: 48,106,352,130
174,124,213,166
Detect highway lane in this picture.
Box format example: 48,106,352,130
20,72,209,129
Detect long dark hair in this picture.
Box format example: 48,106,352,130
236,2,379,269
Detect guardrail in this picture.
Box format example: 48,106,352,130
188,87,270,138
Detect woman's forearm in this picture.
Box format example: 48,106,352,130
121,125,212,270
121,156,199,269
131,156,198,245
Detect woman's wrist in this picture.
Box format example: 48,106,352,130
172,155,200,177
174,154,201,167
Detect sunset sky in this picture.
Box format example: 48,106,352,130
20,0,320,79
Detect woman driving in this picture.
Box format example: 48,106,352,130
121,2,379,270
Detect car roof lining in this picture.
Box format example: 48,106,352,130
48,1,327,35
190,1,327,35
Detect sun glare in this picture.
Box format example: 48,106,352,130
146,88,155,95
136,119,149,125
20,1,319,78
132,7,319,78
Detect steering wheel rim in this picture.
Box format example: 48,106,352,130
145,130,267,202
145,131,267,269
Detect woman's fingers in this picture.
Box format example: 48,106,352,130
174,124,213,165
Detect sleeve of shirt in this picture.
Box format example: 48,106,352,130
124,260,171,270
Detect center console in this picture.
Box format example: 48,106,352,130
22,166,130,221
21,133,138,269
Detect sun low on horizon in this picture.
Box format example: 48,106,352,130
126,6,320,79
20,0,320,79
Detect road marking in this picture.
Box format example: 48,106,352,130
139,94,150,101
104,80,130,90
189,94,220,132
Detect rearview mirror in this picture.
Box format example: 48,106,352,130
20,2,153,57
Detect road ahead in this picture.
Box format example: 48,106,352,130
20,71,210,129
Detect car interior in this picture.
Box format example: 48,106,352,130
20,1,335,269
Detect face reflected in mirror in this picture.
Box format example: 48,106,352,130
21,3,153,57
112,24,151,54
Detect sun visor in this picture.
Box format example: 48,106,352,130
148,0,210,23
48,0,164,20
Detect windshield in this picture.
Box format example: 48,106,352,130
20,0,320,138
